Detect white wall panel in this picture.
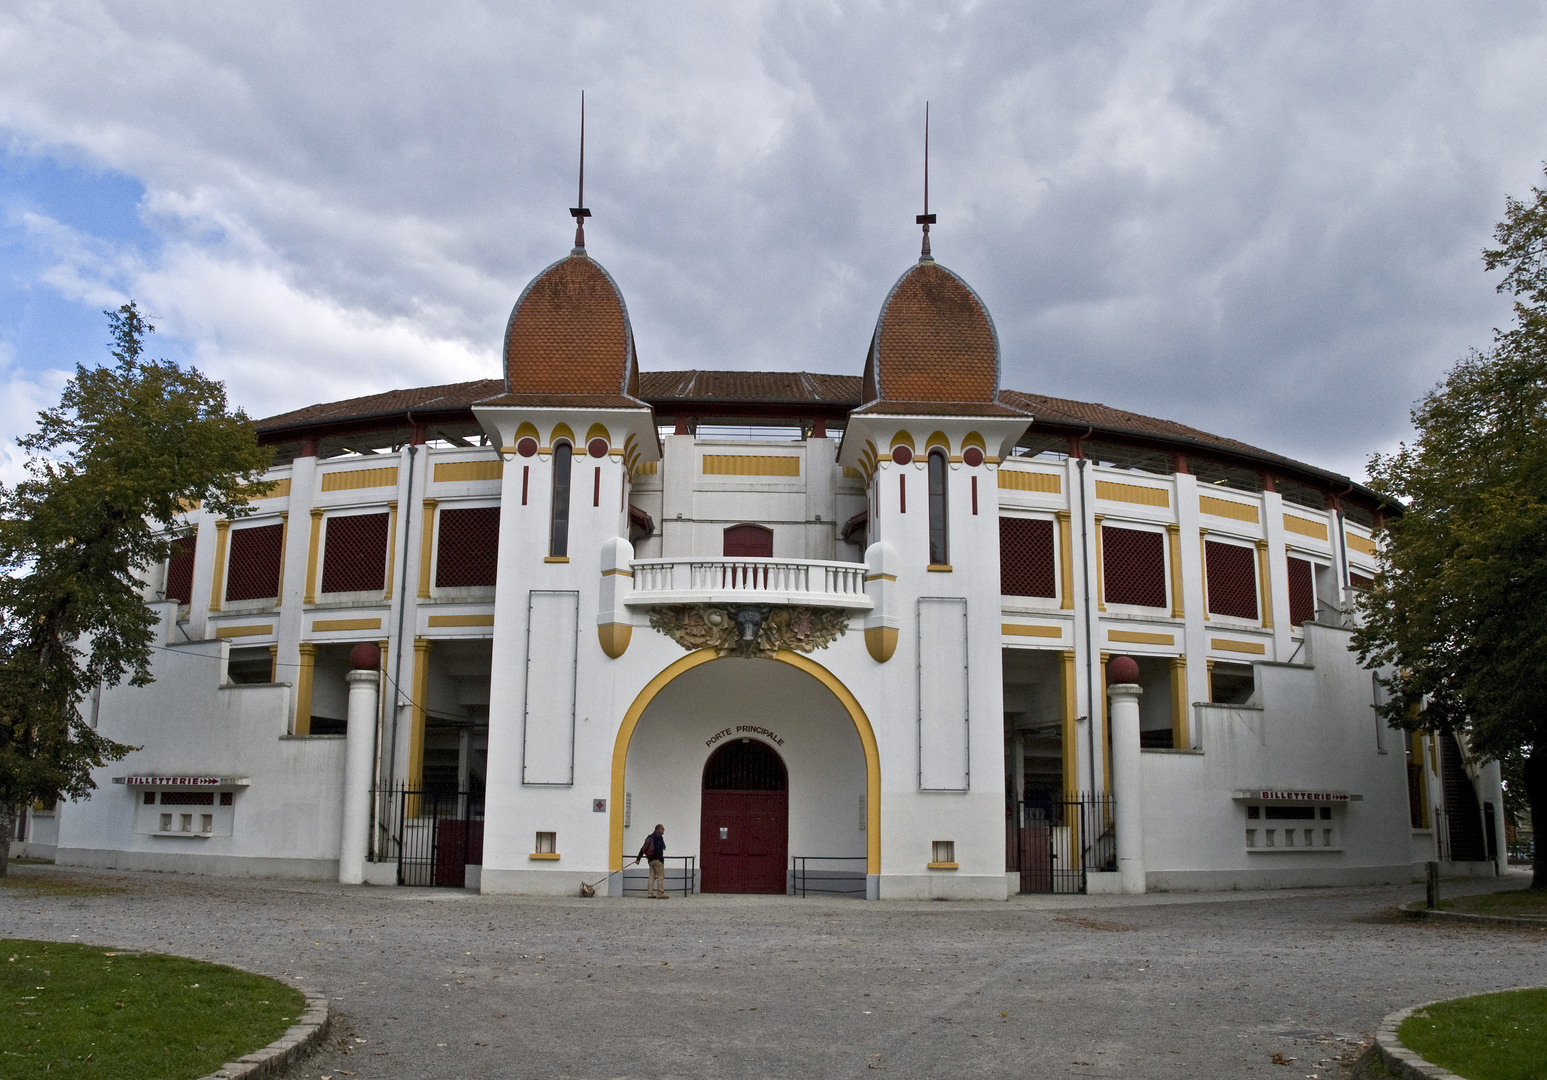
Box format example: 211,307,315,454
522,590,579,785
918,596,969,791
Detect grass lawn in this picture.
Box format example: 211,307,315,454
2,938,305,1080
1439,887,1547,919
1398,988,1547,1080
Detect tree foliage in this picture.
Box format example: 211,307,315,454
0,303,272,874
1355,167,1547,888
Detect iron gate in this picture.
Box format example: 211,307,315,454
372,786,484,887
1006,791,1115,894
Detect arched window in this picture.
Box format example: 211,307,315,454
928,449,949,565
722,524,773,558
549,442,572,557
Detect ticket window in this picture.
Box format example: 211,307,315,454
133,789,237,836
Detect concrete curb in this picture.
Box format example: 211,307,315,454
1401,900,1547,930
1369,1001,1466,1080
200,983,331,1080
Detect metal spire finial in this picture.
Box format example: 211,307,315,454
570,91,592,251
915,101,936,263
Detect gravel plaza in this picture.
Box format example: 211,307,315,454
2,864,1540,1080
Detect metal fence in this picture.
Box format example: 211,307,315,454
1006,791,1116,894
619,856,696,897
792,856,868,898
371,786,484,887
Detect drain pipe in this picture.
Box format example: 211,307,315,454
1077,446,1099,795
383,436,419,794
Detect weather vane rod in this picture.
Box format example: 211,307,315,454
916,101,936,262
571,90,592,251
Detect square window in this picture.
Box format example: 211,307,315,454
220,792,233,806
535,831,556,854
931,840,955,864
144,791,156,805
1319,806,1331,820
1246,805,1260,819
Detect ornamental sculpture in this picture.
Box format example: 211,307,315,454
647,603,850,658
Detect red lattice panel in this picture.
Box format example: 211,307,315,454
1102,526,1166,609
225,523,284,602
436,507,500,588
1286,556,1316,626
165,535,197,605
1205,540,1258,620
1349,571,1374,591
1000,518,1056,598
321,512,389,594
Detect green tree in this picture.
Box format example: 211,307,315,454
0,303,271,876
1355,168,1547,889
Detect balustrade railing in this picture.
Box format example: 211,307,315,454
627,557,871,607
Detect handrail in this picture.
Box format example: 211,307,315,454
791,855,867,898
619,855,696,898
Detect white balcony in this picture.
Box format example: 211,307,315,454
625,557,873,610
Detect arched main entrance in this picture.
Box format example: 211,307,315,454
608,650,882,890
700,739,789,893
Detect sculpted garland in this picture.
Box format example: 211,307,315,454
647,604,850,658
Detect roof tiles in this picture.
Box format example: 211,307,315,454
868,262,999,405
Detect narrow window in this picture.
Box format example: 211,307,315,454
549,442,572,557
928,450,948,564
521,465,529,506
165,534,197,604
1286,556,1316,625
593,466,601,507
970,475,978,515
535,831,557,854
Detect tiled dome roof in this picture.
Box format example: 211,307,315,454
499,252,640,404
859,260,1012,413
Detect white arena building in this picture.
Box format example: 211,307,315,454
11,228,1507,897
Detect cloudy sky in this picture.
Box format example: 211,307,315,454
1,2,1543,483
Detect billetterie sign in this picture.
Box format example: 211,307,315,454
1252,790,1354,803
115,776,225,787
706,725,785,748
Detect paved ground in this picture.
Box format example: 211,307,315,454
2,865,1541,1080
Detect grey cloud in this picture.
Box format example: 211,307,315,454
0,0,1542,480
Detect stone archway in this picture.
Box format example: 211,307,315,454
608,650,881,884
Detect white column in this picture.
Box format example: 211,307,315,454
339,668,380,885
1108,680,1146,894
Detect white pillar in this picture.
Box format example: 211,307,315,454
1108,679,1146,895
339,668,380,885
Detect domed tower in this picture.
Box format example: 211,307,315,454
474,176,661,880
839,152,1029,805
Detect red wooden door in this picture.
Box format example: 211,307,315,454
701,791,788,893
700,740,788,894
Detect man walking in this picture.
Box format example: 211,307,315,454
635,824,668,899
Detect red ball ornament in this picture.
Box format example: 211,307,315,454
1108,655,1140,684
891,446,913,466
963,446,984,467
349,642,381,671
516,437,538,458
588,437,610,458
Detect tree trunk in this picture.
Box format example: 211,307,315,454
0,803,14,878
1528,740,1547,890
